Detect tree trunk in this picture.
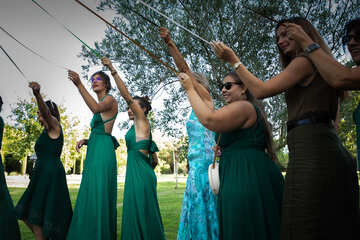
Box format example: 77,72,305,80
21,155,27,175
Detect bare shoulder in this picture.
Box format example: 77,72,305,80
289,55,315,73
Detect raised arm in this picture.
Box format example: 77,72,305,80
160,27,213,105
178,73,256,132
29,82,59,133
101,57,147,123
212,42,315,99
68,70,114,114
286,23,360,90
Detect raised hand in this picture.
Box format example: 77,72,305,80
29,81,41,95
211,41,239,65
159,27,171,44
76,139,88,153
101,57,114,71
284,23,313,48
68,70,82,87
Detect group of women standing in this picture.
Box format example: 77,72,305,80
0,15,359,240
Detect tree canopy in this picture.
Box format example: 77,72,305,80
78,0,360,160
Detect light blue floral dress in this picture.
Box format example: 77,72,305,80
177,111,219,240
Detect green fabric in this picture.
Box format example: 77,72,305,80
67,113,117,240
216,107,284,240
0,116,21,240
121,125,165,240
15,127,72,239
353,103,360,170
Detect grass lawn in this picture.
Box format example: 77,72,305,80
9,182,186,240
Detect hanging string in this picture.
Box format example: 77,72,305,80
123,4,160,27
31,0,102,59
0,25,69,70
0,45,29,82
74,0,177,74
243,5,280,24
136,0,211,46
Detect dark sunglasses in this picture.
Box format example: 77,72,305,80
219,82,242,91
91,76,103,83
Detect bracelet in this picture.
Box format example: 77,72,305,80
232,61,242,70
304,43,320,55
111,70,117,76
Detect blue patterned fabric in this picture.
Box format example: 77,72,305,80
177,111,219,240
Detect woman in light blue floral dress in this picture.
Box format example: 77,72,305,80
159,27,219,240
177,111,219,239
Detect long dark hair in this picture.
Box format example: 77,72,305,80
276,17,345,103
225,72,278,163
275,17,332,69
45,100,60,121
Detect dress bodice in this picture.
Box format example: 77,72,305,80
89,95,119,149
125,125,158,153
216,106,266,152
35,127,63,160
186,111,215,169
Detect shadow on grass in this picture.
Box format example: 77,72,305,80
9,181,186,240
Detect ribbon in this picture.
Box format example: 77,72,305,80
0,45,29,82
74,0,177,74
31,0,102,59
137,0,211,46
0,25,69,70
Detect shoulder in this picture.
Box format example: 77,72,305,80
226,100,256,113
102,95,118,107
290,54,315,71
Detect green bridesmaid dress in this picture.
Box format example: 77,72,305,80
121,125,165,240
217,106,284,240
0,116,21,240
15,125,72,239
67,95,118,240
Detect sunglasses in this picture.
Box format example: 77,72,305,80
91,76,103,83
219,82,242,91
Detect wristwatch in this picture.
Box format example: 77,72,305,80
304,43,320,55
233,61,242,70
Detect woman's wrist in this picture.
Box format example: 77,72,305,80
229,56,241,66
300,38,315,50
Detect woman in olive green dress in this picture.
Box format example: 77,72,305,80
0,96,21,240
178,72,284,240
66,69,119,239
15,82,72,240
101,57,165,240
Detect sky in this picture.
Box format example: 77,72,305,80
0,0,135,139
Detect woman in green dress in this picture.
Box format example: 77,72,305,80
0,96,21,240
101,57,165,240
15,82,72,239
178,72,284,240
66,69,119,239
